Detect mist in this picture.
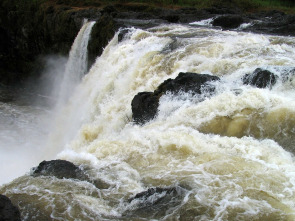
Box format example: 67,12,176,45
0,55,67,185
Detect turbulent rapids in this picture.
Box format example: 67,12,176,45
1,23,295,220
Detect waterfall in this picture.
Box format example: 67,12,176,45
43,20,96,155
0,19,96,185
1,24,295,221
57,19,95,106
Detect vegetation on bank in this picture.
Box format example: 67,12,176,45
53,0,295,12
7,0,295,13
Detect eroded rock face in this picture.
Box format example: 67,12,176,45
132,72,220,124
88,14,121,68
242,68,277,88
0,194,21,221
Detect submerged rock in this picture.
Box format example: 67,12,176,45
0,194,21,221
243,68,277,88
132,72,220,124
128,186,179,203
212,15,244,29
32,159,87,180
32,160,109,189
124,186,186,219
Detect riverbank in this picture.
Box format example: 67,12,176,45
1,0,295,87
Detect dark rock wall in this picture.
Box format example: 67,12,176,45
88,14,120,68
0,0,102,86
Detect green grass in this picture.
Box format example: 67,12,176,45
11,0,294,13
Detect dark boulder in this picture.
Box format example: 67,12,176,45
212,15,244,29
154,72,220,96
242,68,277,88
32,160,110,188
131,92,160,125
0,194,21,221
32,160,88,180
132,72,220,124
124,186,186,219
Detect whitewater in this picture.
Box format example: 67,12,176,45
1,23,295,220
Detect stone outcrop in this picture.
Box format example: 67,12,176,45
243,10,295,36
242,68,277,88
132,72,220,124
155,72,220,95
88,14,121,67
0,194,21,221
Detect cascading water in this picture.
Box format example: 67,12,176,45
45,20,96,156
57,19,96,106
1,24,295,220
0,20,95,185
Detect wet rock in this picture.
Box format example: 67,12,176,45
32,160,110,189
154,72,220,96
131,92,160,125
243,68,277,88
88,14,122,68
118,28,130,42
132,72,220,124
128,187,179,203
124,186,186,219
32,160,88,180
0,194,21,221
243,11,295,36
212,15,244,29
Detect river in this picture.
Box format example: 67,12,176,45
1,23,295,220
